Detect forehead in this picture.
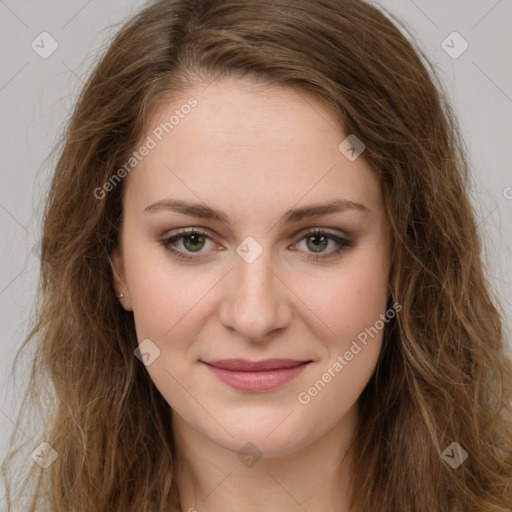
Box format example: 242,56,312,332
123,78,383,223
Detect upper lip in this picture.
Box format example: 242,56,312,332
202,359,311,371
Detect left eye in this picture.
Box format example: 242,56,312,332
159,228,352,262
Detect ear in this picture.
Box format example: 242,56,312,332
109,247,133,311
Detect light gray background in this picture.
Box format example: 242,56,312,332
1,0,511,503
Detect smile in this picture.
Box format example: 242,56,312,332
201,359,312,392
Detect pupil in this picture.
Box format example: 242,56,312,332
309,235,327,252
185,234,204,252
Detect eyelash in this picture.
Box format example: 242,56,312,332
159,227,352,262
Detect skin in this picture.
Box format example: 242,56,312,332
111,77,391,512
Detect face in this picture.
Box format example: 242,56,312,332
111,77,391,458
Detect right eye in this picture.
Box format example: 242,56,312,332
159,228,216,261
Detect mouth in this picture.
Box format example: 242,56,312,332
201,359,312,392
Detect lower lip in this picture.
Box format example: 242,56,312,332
203,362,311,392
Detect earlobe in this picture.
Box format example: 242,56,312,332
109,248,133,311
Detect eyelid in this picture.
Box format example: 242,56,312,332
296,226,351,239
160,225,350,243
159,226,353,262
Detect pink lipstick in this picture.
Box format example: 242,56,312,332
202,358,311,392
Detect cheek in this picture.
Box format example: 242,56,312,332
125,234,390,349
297,262,389,420
127,264,175,339
295,334,383,438
122,240,205,339
299,253,390,342
121,234,391,452
295,263,390,422
123,247,204,410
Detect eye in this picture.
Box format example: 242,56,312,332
292,228,352,261
159,227,352,262
159,228,214,261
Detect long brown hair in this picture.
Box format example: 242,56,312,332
3,0,512,510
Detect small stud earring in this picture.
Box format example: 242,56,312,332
118,293,126,298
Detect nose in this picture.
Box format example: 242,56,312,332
218,246,292,343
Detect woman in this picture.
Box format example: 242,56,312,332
2,0,512,510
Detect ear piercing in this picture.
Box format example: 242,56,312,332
118,293,126,298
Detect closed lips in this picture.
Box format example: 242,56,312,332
202,359,311,371
202,359,312,392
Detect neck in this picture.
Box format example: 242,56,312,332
172,404,358,512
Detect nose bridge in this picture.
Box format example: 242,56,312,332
234,237,277,309
220,236,290,340
237,247,272,296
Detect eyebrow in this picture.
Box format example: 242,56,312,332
144,198,370,225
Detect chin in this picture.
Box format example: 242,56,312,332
220,431,309,460
205,412,317,460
